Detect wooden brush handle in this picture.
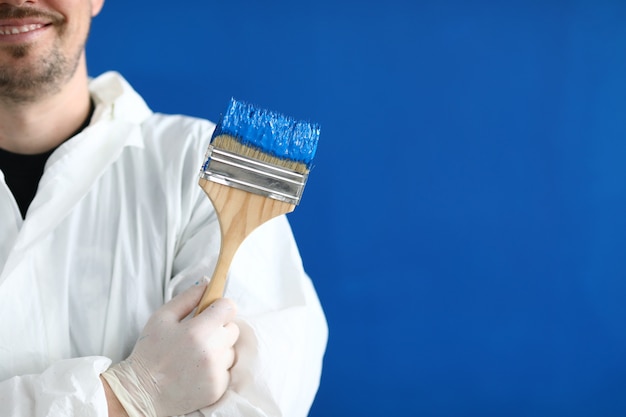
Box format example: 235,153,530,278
194,178,295,315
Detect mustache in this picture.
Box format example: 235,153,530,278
0,5,63,24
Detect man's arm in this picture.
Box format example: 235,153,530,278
101,376,129,417
0,283,238,417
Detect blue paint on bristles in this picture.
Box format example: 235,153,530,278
201,98,320,205
212,98,320,169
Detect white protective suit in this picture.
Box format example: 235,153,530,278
0,72,328,416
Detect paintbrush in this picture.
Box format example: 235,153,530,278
194,98,320,315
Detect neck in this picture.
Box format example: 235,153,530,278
0,54,92,155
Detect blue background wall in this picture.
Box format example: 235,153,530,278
88,1,626,416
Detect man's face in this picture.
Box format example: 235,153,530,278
0,0,104,103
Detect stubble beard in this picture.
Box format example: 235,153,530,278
0,8,85,105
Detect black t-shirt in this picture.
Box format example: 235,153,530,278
0,147,55,218
0,99,95,218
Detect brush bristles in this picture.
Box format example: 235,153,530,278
215,98,320,167
212,134,310,174
200,98,319,205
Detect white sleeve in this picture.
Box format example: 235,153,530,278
0,357,111,416
166,193,328,417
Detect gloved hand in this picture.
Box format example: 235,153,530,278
101,282,240,417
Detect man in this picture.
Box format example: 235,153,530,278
0,0,328,416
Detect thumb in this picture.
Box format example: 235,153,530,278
160,281,208,321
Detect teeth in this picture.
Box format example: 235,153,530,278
0,24,43,35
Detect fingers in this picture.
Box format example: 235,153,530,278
212,347,237,397
123,281,241,416
196,297,238,325
225,346,237,371
160,282,208,321
223,321,240,346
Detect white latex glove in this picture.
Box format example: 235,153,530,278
102,283,239,417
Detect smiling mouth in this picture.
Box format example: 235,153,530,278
0,23,45,35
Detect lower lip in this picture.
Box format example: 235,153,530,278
0,25,50,44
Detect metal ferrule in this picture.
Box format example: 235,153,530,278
200,145,308,205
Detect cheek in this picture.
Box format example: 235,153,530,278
59,5,93,44
91,0,105,17
49,0,93,29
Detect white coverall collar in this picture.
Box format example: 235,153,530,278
0,71,153,282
